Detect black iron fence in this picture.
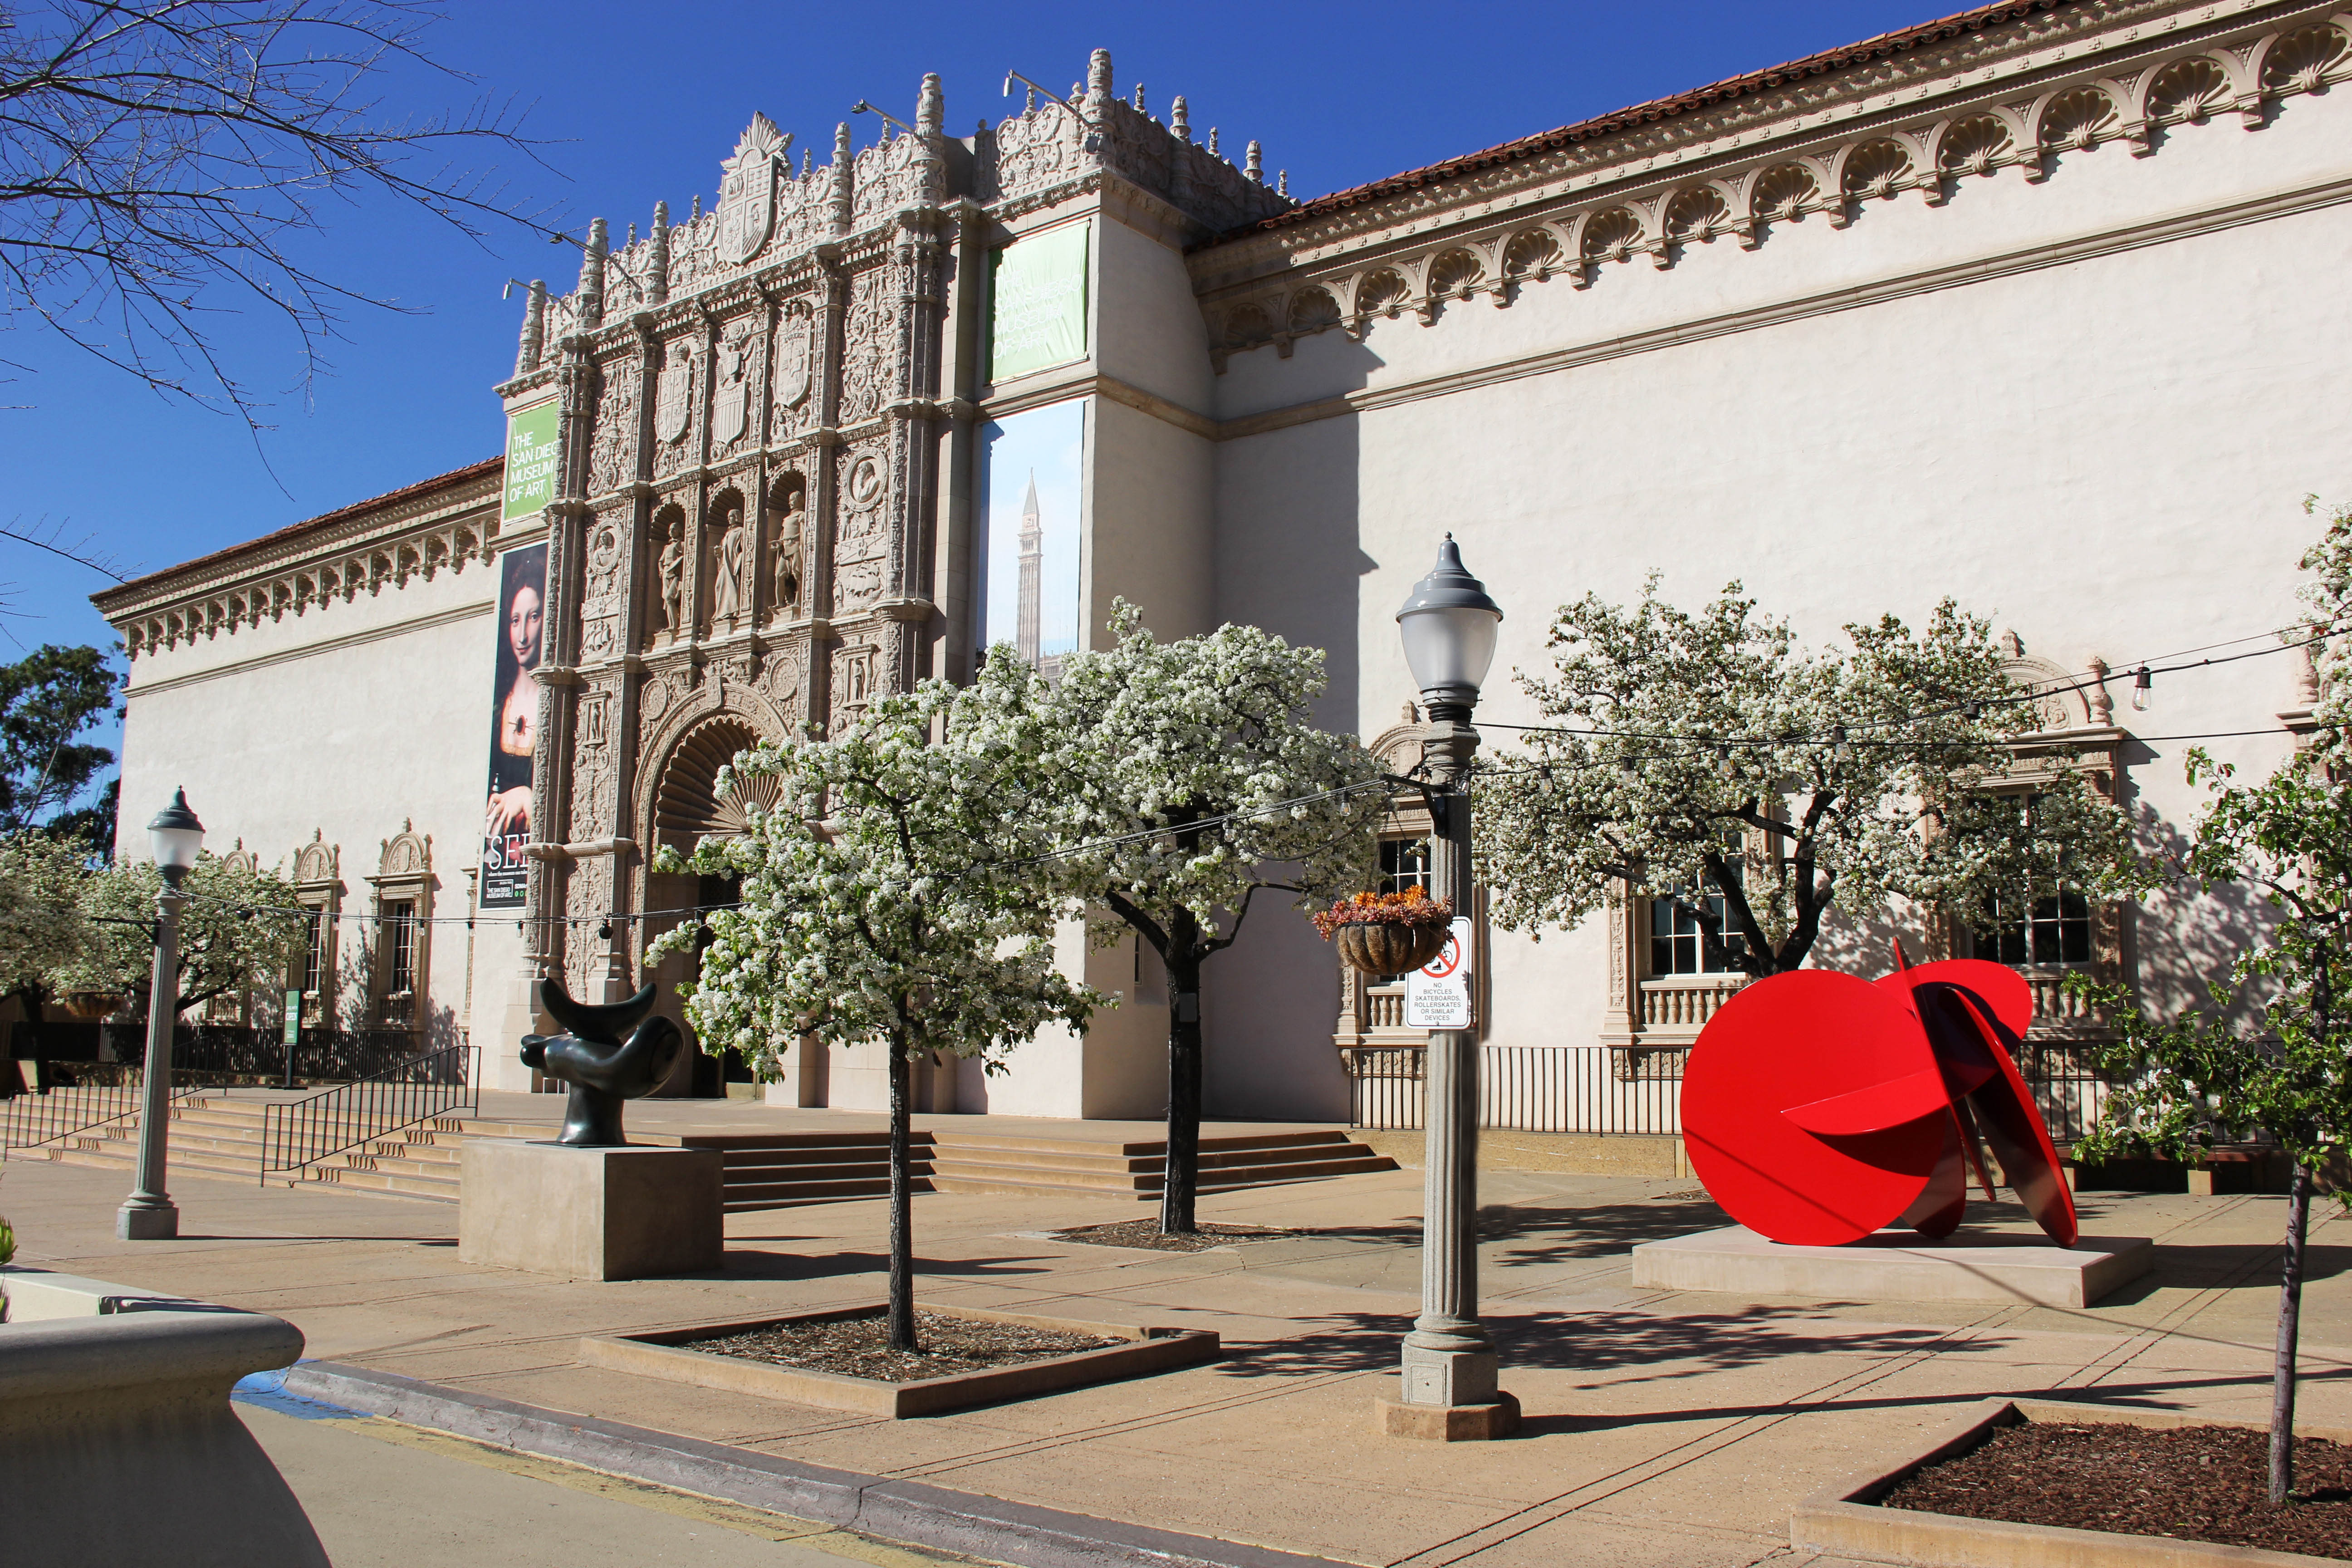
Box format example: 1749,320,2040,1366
259,1044,477,1181
10,1022,428,1087
1345,1042,2113,1143
0,1072,208,1152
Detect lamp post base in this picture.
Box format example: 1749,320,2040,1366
1375,1392,1520,1441
116,1197,178,1240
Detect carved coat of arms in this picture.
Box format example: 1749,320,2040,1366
772,305,812,409
717,114,789,266
713,333,750,447
655,344,695,444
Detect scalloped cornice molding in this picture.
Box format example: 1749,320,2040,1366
1188,0,2352,368
99,471,502,661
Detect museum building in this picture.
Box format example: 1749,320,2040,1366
96,0,2352,1123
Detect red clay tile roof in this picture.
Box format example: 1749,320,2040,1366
93,456,503,612
1218,0,2081,242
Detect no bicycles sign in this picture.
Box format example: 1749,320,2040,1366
1405,918,1475,1030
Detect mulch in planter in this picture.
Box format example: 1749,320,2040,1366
1882,1420,2352,1558
1052,1219,1284,1254
688,1309,1113,1383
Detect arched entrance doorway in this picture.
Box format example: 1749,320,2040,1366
644,715,777,1097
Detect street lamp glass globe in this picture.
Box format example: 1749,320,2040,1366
147,787,205,876
1396,534,1503,713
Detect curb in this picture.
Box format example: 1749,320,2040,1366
282,1359,1351,1568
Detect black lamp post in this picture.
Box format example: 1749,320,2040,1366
116,787,204,1241
1387,535,1514,1438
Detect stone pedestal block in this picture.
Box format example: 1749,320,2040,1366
1375,1391,1521,1441
460,1140,722,1281
1631,1225,2153,1308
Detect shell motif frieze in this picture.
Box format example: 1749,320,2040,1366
127,513,495,659
1200,18,2352,370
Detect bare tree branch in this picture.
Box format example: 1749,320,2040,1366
0,1,562,435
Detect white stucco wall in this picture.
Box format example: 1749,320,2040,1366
115,545,512,1060
1199,93,2352,1112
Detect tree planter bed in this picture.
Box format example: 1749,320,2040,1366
580,1303,1221,1418
1793,1398,2352,1566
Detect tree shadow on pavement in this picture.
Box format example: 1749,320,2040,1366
1217,1304,1986,1383
1477,1196,1731,1266
716,1249,1057,1282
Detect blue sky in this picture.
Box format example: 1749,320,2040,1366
0,2,1941,720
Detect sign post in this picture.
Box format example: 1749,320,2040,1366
282,989,302,1089
1405,917,1475,1030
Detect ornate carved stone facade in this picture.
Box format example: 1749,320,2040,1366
486,50,1294,1006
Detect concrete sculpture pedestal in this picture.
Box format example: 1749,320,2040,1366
1632,1225,2152,1309
460,1141,722,1281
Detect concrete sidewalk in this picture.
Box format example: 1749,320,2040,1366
5,1153,2346,1567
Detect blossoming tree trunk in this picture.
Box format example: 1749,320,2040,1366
1160,916,1203,1235
2273,1161,2312,1504
887,1025,917,1353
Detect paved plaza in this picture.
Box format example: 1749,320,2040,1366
5,1140,2347,1567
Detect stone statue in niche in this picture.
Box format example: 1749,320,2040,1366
656,515,686,642
769,480,805,614
519,978,685,1146
708,500,749,623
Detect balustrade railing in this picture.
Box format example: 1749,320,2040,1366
0,1072,207,1153
1345,1040,2111,1143
259,1045,477,1181
1637,975,1747,1034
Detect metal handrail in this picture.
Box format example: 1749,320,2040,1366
1,1073,208,1155
258,1044,478,1180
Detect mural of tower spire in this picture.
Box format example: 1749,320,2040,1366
1017,469,1044,666
981,402,1083,678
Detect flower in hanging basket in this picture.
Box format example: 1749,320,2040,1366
59,990,123,1021
1312,887,1455,975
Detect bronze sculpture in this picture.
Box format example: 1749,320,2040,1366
519,978,686,1146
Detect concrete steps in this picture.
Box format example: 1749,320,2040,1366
14,1098,1396,1210
925,1128,1396,1200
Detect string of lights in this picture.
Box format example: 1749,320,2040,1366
155,611,2337,931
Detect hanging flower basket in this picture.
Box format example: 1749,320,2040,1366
59,990,123,1021
1312,888,1454,976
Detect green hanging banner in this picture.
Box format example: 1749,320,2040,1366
990,220,1090,383
501,400,562,523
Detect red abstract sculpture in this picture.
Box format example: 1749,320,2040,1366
1680,948,2078,1249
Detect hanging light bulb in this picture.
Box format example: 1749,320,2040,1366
1833,724,1854,766
598,919,614,941
2132,666,2153,712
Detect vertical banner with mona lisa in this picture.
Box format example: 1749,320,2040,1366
481,542,547,909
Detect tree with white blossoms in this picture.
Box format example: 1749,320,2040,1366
2298,495,2352,749
650,665,1098,1352
1476,579,2149,977
58,852,308,1018
2070,748,2352,1507
0,832,98,1019
1034,603,1387,1235
2063,500,2352,1506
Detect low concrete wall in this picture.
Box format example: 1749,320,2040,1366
0,1295,326,1567
0,1264,196,1320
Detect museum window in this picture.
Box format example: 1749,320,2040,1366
1649,875,1749,976
1380,837,1432,895
367,824,434,1033
289,833,342,1025
1970,888,2093,967
296,907,329,1001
